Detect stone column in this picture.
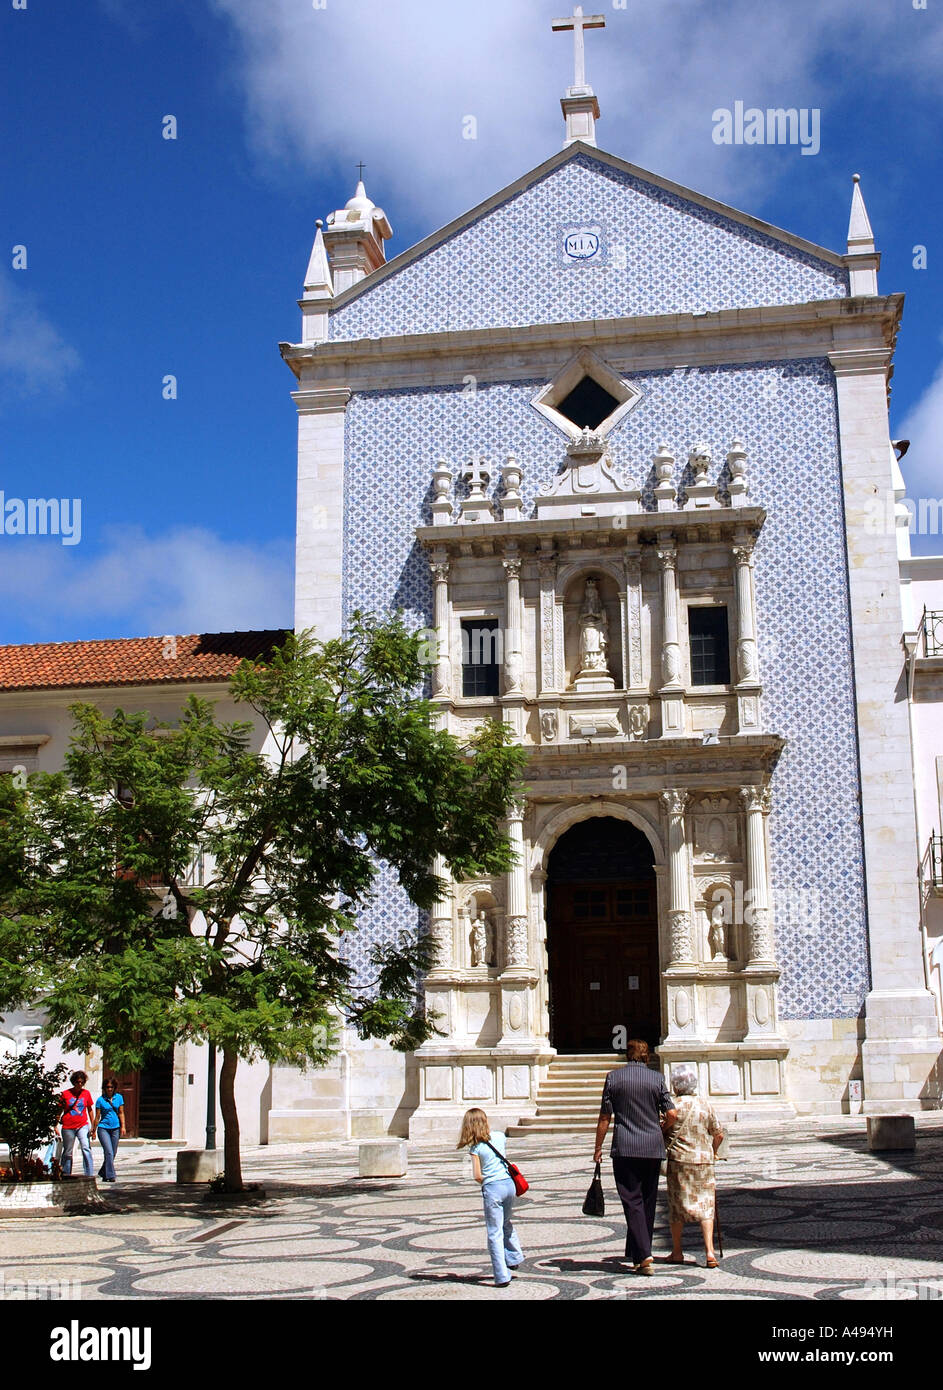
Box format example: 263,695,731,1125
661,790,694,966
502,547,524,695
430,550,452,699
623,550,643,689
740,786,775,966
657,539,685,737
426,854,453,977
732,533,761,733
504,801,530,971
537,547,557,695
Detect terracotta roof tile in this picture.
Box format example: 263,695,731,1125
0,631,291,693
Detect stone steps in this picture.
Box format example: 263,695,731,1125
507,1053,616,1137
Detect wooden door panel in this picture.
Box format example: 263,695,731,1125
548,880,659,1051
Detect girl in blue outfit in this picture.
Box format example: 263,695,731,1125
94,1077,126,1182
457,1107,524,1288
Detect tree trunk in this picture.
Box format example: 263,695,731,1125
219,1048,243,1192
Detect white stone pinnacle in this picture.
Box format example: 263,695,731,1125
847,173,876,254
303,220,334,297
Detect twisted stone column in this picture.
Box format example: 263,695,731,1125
661,789,694,965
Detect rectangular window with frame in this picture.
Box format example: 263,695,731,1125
461,619,501,698
688,605,731,686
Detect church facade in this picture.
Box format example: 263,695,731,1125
2,52,942,1147
280,83,942,1137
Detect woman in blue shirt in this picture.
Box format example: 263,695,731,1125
457,1107,524,1287
94,1078,126,1182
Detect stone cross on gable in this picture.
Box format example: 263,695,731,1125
552,5,606,93
463,456,491,497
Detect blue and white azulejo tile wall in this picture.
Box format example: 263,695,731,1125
329,152,848,342
341,357,869,1021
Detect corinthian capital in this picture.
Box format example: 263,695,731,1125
660,788,689,818
740,784,771,815
732,543,755,568
656,545,678,572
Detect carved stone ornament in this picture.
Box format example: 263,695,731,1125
505,915,529,968
627,704,647,740
673,989,692,1028
661,788,689,818
688,442,713,479
668,908,693,962
540,711,558,742
430,916,452,969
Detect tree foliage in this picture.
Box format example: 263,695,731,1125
0,1046,67,1169
0,617,528,1188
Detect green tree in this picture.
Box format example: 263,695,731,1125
0,1046,67,1174
0,618,527,1190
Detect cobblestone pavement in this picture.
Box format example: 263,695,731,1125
3,1116,943,1301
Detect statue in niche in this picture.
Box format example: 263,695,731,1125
470,911,494,968
708,900,728,962
578,578,609,675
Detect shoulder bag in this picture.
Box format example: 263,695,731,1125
482,1139,529,1196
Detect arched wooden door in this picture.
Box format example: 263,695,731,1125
547,818,660,1053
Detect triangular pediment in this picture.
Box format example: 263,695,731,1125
327,144,848,342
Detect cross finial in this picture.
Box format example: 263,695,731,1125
356,161,366,181
552,6,605,93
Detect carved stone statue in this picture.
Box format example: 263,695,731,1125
471,911,493,968
578,578,609,675
708,901,728,962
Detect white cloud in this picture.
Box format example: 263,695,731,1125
206,0,942,230
0,526,293,641
899,361,943,554
0,276,81,400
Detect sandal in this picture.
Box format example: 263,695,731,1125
665,1255,686,1265
705,1256,719,1268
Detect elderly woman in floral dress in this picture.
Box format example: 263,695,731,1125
665,1066,724,1268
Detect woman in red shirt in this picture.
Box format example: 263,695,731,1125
56,1070,96,1177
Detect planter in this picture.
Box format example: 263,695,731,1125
0,1177,105,1218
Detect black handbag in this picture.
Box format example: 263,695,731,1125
582,1161,605,1217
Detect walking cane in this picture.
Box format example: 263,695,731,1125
713,1193,724,1260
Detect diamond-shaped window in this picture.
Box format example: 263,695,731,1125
532,348,643,441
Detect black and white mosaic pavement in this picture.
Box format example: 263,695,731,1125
2,1117,942,1301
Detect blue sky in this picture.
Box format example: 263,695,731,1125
1,0,941,645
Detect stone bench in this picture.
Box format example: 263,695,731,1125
867,1115,916,1152
176,1149,221,1183
358,1139,407,1178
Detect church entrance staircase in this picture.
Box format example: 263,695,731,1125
507,1054,614,1136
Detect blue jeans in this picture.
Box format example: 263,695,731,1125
61,1125,93,1177
481,1177,524,1284
97,1127,120,1181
